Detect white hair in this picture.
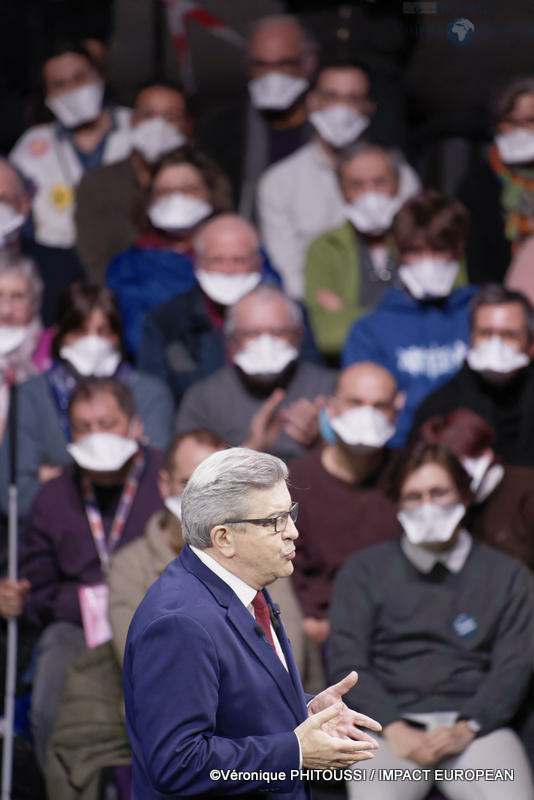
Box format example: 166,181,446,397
0,249,43,314
181,447,288,548
224,284,303,337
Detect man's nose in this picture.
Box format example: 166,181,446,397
283,518,299,541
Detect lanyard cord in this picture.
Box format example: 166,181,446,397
81,449,145,575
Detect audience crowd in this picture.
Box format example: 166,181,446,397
0,11,533,800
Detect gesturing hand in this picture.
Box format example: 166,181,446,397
308,671,381,743
295,703,378,769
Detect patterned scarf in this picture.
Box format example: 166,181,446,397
490,145,534,253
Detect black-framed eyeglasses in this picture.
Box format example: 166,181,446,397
223,502,299,533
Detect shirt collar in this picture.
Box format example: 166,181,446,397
190,545,257,608
401,528,473,574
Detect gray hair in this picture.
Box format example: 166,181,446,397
336,140,400,186
181,447,288,548
470,284,534,340
224,284,303,338
0,248,43,314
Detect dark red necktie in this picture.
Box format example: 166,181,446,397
252,591,278,654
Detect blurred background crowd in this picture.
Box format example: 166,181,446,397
1,0,534,798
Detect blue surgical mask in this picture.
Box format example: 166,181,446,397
318,406,337,443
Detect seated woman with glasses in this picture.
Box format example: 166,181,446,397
0,282,173,518
329,439,534,800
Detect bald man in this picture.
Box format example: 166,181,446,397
137,213,284,404
238,15,317,218
0,158,84,324
289,362,403,647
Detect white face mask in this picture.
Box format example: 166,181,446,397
466,336,530,383
233,333,298,377
398,258,460,300
0,325,31,356
329,405,395,452
343,191,401,236
461,453,492,492
0,202,26,246
67,432,139,472
195,269,261,306
495,128,534,165
248,72,309,111
45,81,105,128
461,454,504,503
164,495,182,520
148,191,212,235
397,502,466,545
130,117,187,163
60,335,121,377
309,104,370,148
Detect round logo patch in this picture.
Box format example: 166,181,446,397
50,184,74,211
453,613,477,638
28,138,51,157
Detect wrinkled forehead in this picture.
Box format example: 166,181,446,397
473,302,527,331
233,294,294,329
336,364,397,401
249,21,304,59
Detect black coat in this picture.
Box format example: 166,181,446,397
411,362,534,467
458,159,511,285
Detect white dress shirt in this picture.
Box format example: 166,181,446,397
190,546,288,669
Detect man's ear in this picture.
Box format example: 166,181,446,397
210,524,236,558
130,415,144,442
394,391,406,412
325,395,336,416
158,468,171,501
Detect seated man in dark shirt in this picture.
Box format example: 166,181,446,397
412,284,534,467
0,377,163,766
290,361,401,649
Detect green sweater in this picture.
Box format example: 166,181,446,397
304,221,395,357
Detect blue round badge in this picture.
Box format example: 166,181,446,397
447,18,475,46
453,613,478,638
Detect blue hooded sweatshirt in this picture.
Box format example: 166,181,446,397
342,286,476,446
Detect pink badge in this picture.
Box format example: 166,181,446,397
78,584,113,649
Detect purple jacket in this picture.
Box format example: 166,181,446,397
20,447,164,630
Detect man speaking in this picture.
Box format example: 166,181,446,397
124,447,380,798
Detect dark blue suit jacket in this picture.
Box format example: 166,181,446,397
124,545,311,799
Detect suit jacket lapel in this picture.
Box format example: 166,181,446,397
180,546,308,724
264,588,309,720
225,594,306,725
